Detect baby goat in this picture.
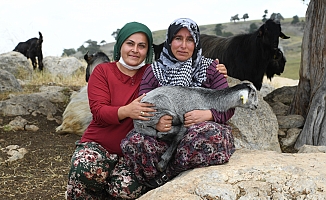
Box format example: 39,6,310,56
133,82,258,172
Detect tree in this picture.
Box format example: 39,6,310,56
249,23,258,33
77,45,87,54
111,29,121,40
230,14,240,23
242,13,249,21
83,39,101,54
214,24,223,36
288,0,326,149
62,48,76,56
291,15,300,24
262,9,268,22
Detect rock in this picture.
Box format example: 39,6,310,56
277,115,305,129
298,144,326,153
139,149,326,200
281,128,302,147
43,56,85,77
0,93,58,116
228,77,281,152
264,86,297,105
0,69,22,93
8,116,28,131
0,51,33,79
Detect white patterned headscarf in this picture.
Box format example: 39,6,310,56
152,18,213,87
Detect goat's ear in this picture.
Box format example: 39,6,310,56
240,95,248,104
258,24,265,37
279,32,290,39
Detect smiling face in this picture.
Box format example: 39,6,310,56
170,27,195,61
120,32,148,66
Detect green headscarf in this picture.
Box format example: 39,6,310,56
113,22,153,64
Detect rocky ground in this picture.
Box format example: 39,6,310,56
0,101,80,199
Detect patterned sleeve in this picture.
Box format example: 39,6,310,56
203,60,235,123
138,66,159,96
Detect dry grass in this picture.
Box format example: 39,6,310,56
0,68,86,101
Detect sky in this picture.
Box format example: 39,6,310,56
0,0,309,57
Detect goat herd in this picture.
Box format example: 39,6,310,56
13,19,289,91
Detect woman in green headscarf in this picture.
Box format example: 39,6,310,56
66,21,155,199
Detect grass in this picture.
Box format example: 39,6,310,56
0,68,86,101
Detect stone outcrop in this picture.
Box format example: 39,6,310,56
139,148,326,200
0,52,33,79
43,56,85,76
0,69,22,93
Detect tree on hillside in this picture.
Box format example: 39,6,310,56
111,29,121,40
249,23,258,33
76,39,101,54
262,10,268,22
62,48,76,56
214,24,224,36
291,15,300,24
230,14,240,23
288,0,326,149
242,13,249,21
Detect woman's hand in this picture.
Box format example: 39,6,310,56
184,110,213,127
156,115,173,132
215,59,228,78
118,94,156,120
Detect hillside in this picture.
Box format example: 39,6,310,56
100,18,305,80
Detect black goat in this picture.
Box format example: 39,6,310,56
153,43,164,60
84,51,110,82
200,19,290,90
13,32,44,70
266,48,286,80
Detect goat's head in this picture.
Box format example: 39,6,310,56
238,82,258,110
266,48,286,80
258,19,290,51
84,51,110,82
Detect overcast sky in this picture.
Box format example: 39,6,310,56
0,0,309,57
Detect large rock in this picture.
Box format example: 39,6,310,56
43,56,85,76
228,77,281,152
0,69,22,93
0,51,33,79
0,93,58,117
139,149,326,200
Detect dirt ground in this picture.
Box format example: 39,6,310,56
0,101,81,200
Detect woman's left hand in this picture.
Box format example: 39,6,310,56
184,110,213,127
215,59,228,78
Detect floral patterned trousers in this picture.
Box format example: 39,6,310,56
121,121,235,184
66,141,148,200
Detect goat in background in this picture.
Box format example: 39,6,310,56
200,19,290,90
13,31,44,70
84,51,110,82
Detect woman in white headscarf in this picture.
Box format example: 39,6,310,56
121,18,235,189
